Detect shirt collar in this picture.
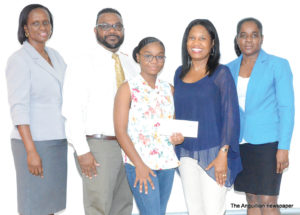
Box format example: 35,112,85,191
94,43,121,57
138,73,160,90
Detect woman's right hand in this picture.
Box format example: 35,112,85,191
27,151,44,178
16,125,44,178
134,163,156,194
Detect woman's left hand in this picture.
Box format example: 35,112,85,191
205,151,228,186
276,149,289,174
170,133,184,145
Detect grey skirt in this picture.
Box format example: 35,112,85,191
11,139,68,215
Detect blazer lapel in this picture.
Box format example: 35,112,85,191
45,47,64,85
244,49,268,111
232,55,243,85
23,41,63,86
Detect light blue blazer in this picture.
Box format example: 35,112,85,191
227,49,294,150
6,41,67,141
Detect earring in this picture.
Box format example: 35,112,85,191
25,32,29,38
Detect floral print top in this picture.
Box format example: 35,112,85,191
123,74,179,170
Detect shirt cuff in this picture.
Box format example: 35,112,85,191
74,140,91,156
278,142,290,150
12,112,30,125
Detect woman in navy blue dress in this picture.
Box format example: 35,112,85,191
174,19,242,215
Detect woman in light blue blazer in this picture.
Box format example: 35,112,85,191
227,17,294,215
6,4,67,215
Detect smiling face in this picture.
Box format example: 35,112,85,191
236,21,263,57
94,12,124,52
136,42,165,76
24,8,52,46
186,25,214,63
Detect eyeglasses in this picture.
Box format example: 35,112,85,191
142,54,166,63
96,23,124,31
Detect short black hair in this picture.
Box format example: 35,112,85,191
234,17,263,56
132,37,165,63
18,4,53,44
96,8,122,24
180,19,220,79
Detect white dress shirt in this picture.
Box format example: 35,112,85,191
237,76,249,111
62,45,139,155
237,75,250,144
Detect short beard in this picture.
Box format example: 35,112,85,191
96,33,124,50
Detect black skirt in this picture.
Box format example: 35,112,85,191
234,142,282,196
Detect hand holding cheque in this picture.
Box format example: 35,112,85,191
156,119,199,142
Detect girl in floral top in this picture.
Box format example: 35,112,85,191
114,37,184,215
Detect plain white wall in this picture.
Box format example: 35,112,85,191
0,0,299,214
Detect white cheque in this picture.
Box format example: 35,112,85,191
156,119,198,138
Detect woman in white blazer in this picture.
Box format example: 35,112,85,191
6,4,67,215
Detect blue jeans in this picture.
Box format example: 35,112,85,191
125,164,175,215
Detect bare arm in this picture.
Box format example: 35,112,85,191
170,84,174,94
114,82,156,194
17,125,43,178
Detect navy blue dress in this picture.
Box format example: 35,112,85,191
174,64,242,187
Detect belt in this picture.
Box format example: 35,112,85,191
86,134,117,141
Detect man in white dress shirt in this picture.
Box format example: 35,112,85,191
62,8,138,215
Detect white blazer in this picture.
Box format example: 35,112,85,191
6,41,67,140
